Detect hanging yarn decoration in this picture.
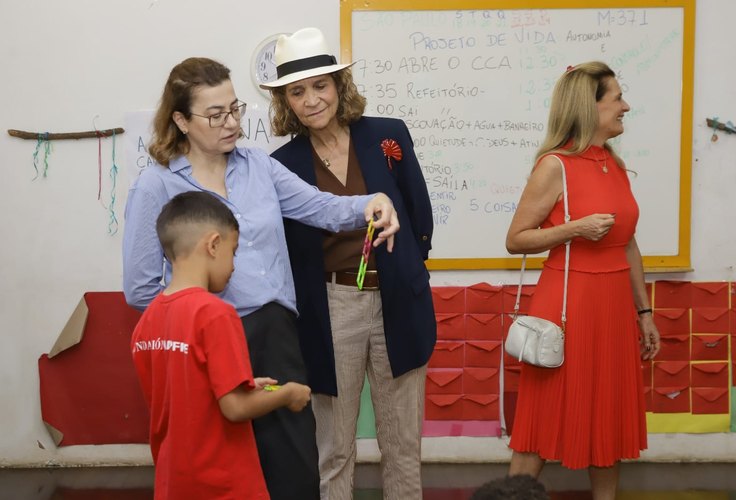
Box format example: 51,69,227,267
92,126,119,235
706,117,736,143
9,126,124,234
96,131,104,200
107,130,119,235
32,132,52,179
32,134,42,179
710,116,719,142
95,130,120,235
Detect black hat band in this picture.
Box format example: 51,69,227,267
276,54,338,79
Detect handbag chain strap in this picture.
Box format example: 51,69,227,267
513,154,570,332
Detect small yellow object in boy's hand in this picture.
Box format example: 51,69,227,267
263,384,281,392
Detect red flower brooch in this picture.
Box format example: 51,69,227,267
380,138,402,170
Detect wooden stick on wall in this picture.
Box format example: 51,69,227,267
705,118,736,135
7,128,125,140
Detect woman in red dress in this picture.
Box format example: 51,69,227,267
505,61,661,499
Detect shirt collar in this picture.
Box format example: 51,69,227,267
168,148,245,173
168,155,191,173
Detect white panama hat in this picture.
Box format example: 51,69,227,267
259,27,353,89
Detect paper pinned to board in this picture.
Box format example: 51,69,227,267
48,297,89,358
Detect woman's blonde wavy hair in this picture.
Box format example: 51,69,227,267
267,68,366,137
148,57,232,167
536,61,624,168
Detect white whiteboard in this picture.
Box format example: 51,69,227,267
347,4,693,269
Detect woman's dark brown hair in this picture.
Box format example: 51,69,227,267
148,57,231,166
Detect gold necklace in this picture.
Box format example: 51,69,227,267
595,150,609,174
313,128,348,170
311,140,335,169
314,144,334,169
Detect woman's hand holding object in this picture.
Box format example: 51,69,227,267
364,193,400,252
575,213,615,241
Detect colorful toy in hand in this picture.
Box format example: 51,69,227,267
357,219,375,290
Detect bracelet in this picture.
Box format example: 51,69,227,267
637,308,653,316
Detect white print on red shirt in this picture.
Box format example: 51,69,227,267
132,338,189,354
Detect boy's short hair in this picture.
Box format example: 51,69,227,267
470,474,549,500
156,191,239,261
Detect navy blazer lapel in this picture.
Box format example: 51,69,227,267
287,135,318,185
350,119,384,192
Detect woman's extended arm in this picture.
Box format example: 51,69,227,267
268,155,399,248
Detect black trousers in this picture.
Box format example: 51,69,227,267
241,302,320,500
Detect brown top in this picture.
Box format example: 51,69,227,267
313,139,377,273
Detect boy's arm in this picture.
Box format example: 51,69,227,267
218,381,311,422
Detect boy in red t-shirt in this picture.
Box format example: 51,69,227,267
131,191,311,500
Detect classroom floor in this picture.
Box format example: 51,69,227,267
1,462,735,499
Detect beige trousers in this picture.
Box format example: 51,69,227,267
313,282,426,500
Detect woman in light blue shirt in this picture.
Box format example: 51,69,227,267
122,57,398,500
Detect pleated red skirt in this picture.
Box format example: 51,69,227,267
508,266,648,469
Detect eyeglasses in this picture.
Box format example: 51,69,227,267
190,101,247,128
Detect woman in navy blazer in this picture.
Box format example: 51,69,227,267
263,28,436,499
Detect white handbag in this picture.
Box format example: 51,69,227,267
504,155,570,368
